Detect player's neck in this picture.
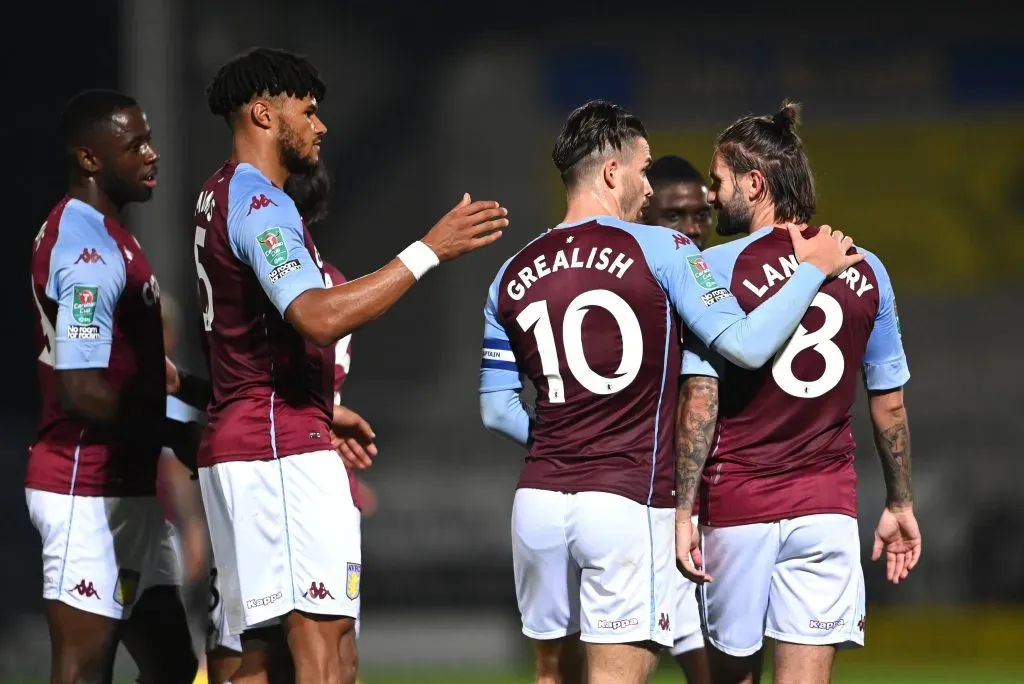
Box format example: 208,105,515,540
68,180,121,221
562,188,623,225
749,204,788,233
231,134,289,189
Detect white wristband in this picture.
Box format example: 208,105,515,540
397,241,439,281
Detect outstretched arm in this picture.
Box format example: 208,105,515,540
285,195,506,346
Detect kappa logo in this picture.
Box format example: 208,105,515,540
596,618,638,630
74,248,106,264
69,579,100,599
303,581,335,600
809,618,845,631
658,612,671,631
673,233,691,250
245,591,283,609
247,193,278,215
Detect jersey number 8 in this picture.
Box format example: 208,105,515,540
772,292,845,399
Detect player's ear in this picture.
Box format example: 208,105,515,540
747,169,766,203
602,158,619,190
249,100,273,131
74,145,101,174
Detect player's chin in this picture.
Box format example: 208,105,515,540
132,185,155,202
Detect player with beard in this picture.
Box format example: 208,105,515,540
191,48,505,684
478,99,863,684
674,102,920,684
28,89,197,684
203,161,377,684
641,155,713,250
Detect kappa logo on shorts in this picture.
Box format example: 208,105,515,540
658,612,671,631
596,618,639,630
114,569,140,607
857,615,865,632
809,618,845,631
69,579,100,599
245,591,283,609
303,581,335,600
346,562,361,600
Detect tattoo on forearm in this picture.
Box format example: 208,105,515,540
675,377,719,511
876,418,912,505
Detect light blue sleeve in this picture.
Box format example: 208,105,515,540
47,216,126,370
616,221,826,370
861,250,910,390
227,181,324,316
479,258,523,393
166,395,206,424
480,389,531,445
680,333,724,379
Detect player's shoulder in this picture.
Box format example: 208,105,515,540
49,199,122,263
854,244,886,274
593,216,698,255
702,226,775,266
226,163,300,227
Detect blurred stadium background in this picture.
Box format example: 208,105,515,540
4,1,1024,681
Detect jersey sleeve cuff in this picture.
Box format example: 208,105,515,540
863,358,910,391
271,276,325,318
681,350,719,378
54,341,112,369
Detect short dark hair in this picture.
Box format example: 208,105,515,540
207,47,326,122
59,89,138,161
715,100,815,224
552,99,647,189
647,155,706,189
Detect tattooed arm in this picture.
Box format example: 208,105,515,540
868,387,912,508
674,375,719,513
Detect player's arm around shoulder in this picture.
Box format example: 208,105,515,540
48,215,127,421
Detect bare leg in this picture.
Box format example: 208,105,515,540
122,585,198,684
283,611,357,684
707,644,762,684
772,642,835,684
45,600,120,684
205,647,242,684
531,633,584,684
674,646,712,684
585,642,659,684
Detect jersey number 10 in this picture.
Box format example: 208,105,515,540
516,288,643,404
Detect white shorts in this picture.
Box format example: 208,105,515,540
206,565,241,654
669,515,704,657
511,489,676,647
26,488,171,620
199,450,361,637
149,520,183,588
699,514,865,657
